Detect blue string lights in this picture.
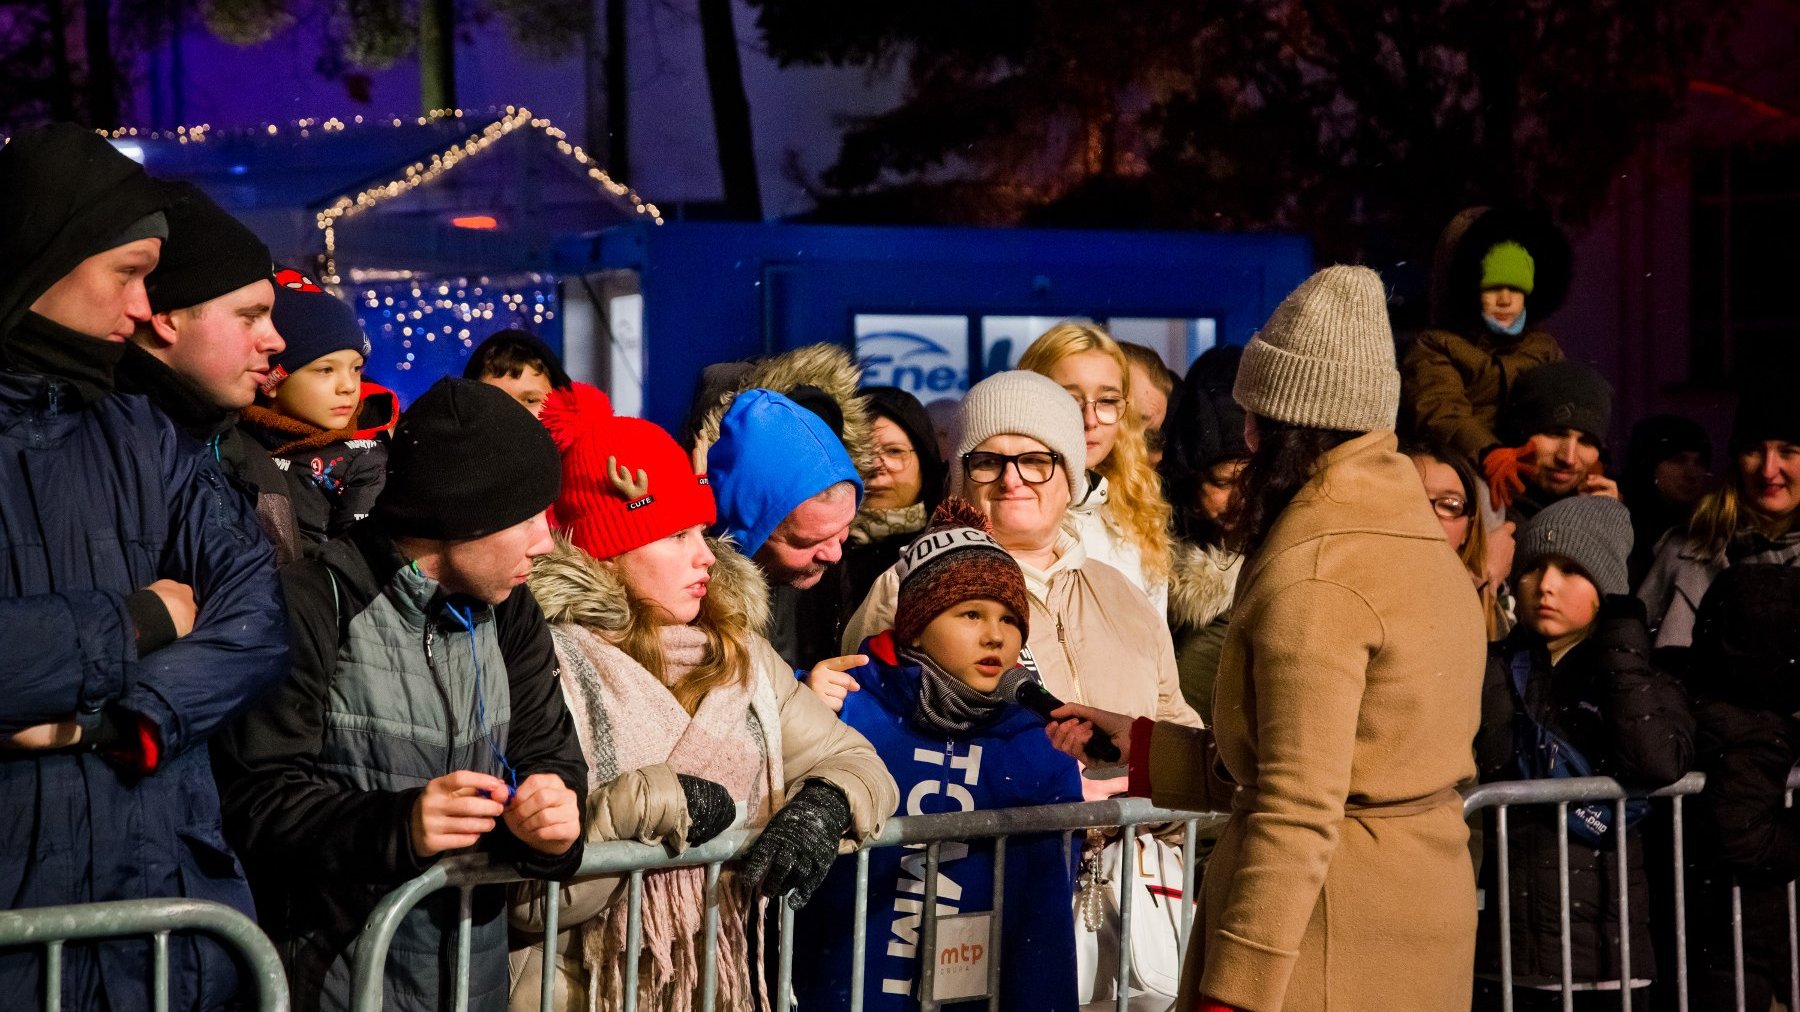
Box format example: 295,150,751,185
352,273,563,403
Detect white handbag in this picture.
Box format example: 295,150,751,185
1073,829,1188,1005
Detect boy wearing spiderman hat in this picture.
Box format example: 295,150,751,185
216,377,587,1012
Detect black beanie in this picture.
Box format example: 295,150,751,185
266,268,369,387
374,378,562,540
1730,377,1800,453
146,182,273,315
1502,360,1614,448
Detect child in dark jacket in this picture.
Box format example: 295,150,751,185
792,499,1083,1012
239,269,397,546
1475,495,1695,1010
1683,564,1800,1010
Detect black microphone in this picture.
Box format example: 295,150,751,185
1000,669,1122,763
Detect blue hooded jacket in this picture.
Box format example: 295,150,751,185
791,632,1082,1011
708,388,861,555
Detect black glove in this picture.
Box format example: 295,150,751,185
739,779,852,908
678,773,736,847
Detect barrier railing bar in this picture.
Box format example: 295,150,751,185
1615,798,1633,1011
776,896,795,1011
699,861,720,1012
1674,793,1689,1012
1179,818,1197,957
622,870,643,1012
1116,823,1137,1012
453,886,472,1012
0,898,289,1012
1788,785,1798,1012
850,848,870,1012
1497,803,1515,1012
986,836,1005,1012
1556,802,1573,1012
538,885,559,1012
1731,882,1746,1012
45,939,62,1012
153,930,169,1012
919,842,941,1012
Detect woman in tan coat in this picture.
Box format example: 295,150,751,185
1049,266,1488,1012
508,384,898,1012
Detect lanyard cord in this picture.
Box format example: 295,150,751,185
444,602,519,795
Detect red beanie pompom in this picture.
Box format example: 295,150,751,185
539,381,613,454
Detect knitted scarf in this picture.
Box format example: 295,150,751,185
553,622,781,1012
902,645,1008,737
848,501,927,546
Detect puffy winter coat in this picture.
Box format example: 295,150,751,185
239,382,400,548
215,521,588,1012
792,631,1083,1012
1401,206,1572,463
507,536,897,1011
0,370,290,1011
1474,596,1694,987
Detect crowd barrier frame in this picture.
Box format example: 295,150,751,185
0,897,290,1012
350,797,1228,1012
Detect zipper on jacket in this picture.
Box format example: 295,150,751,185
1056,615,1087,705
422,622,460,778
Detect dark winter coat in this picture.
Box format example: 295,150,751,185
0,369,291,1010
238,383,400,548
791,631,1083,1011
215,521,587,1012
114,341,305,565
1401,206,1573,463
1474,596,1694,987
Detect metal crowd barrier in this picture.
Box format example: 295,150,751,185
349,796,1228,1012
1462,768,1800,1012
0,897,290,1012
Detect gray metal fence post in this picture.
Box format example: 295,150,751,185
700,862,720,1012
1497,804,1515,1012
986,836,1006,1012
919,843,941,1012
1672,794,1690,1012
1556,802,1574,1012
622,870,644,1012
453,886,472,1012
1116,825,1138,1012
538,886,559,1012
850,848,870,1012
1615,799,1633,1011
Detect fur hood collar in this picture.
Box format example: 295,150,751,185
1167,540,1241,631
688,343,876,479
529,533,771,636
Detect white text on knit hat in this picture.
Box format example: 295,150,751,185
896,528,1007,584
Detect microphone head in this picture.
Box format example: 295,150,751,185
998,666,1036,703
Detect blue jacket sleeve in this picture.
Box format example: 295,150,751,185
0,590,134,732
120,431,290,760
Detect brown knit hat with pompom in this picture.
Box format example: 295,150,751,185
893,498,1029,646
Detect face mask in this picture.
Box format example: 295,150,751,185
1484,309,1528,338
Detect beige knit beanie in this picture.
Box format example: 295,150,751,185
952,370,1089,502
1232,265,1400,433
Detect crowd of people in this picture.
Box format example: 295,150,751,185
3,121,1797,1012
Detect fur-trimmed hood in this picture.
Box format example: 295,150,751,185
1167,540,1241,632
529,533,772,636
687,343,875,479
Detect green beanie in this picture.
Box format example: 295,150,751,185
1481,241,1535,295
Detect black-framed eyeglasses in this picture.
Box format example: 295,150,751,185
963,450,1062,485
1430,494,1471,521
1072,395,1127,425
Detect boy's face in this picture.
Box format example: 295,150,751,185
1517,560,1601,642
1527,428,1602,496
913,598,1024,694
481,365,553,418
273,348,364,430
1481,286,1525,328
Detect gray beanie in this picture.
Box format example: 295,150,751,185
1513,495,1633,597
953,370,1088,502
1233,265,1400,433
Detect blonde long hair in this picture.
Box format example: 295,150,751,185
608,562,756,716
1018,323,1173,583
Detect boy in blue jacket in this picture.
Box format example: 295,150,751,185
792,498,1083,1011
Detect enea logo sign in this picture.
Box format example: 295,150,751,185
855,319,970,396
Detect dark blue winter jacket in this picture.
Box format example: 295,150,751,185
791,632,1082,1011
0,370,290,1010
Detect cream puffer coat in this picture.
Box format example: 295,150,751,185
507,537,898,1011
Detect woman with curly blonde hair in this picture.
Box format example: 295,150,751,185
1019,323,1174,615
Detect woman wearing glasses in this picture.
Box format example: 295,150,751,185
837,370,1200,736
1019,324,1175,620
1405,442,1515,642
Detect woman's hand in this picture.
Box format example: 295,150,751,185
804,654,866,713
1044,702,1134,765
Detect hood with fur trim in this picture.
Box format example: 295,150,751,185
529,533,772,637
1167,540,1241,632
687,343,875,479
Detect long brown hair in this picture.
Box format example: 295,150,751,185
608,560,758,716
1230,415,1356,558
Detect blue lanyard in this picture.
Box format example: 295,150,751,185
444,602,519,796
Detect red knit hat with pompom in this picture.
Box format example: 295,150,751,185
893,497,1029,646
539,382,716,560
